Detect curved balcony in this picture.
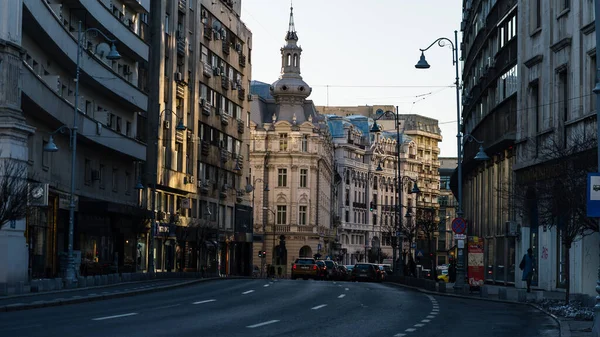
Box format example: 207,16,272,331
76,0,148,61
23,0,147,112
22,63,146,161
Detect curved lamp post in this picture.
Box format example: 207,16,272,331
43,22,120,286
246,178,269,277
416,31,490,290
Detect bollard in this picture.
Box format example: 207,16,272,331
15,281,24,294
55,278,63,290
101,275,108,285
438,281,447,293
517,289,527,302
498,287,508,300
480,285,489,298
30,280,41,293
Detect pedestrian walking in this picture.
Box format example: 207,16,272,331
519,248,535,292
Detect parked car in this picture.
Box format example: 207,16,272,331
350,263,379,282
378,264,393,276
315,260,328,280
323,260,339,280
376,265,386,282
336,265,350,281
291,258,319,280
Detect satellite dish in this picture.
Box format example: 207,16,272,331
95,42,111,59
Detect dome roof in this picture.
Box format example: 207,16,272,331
270,77,312,98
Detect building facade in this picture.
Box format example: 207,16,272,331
458,0,519,285
145,0,252,276
324,107,442,269
0,0,150,283
514,0,598,296
249,7,335,277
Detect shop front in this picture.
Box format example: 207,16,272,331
231,205,253,276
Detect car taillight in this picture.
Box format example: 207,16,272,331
292,264,297,270
313,265,317,270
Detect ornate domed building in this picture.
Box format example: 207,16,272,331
248,5,334,277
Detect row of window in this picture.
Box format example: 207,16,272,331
275,168,309,188
267,205,308,226
278,133,309,152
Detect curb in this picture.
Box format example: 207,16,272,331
0,279,175,300
0,277,249,313
389,282,563,336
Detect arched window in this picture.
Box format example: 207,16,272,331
293,54,299,67
286,53,291,66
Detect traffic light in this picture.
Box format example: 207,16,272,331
258,251,262,258
369,202,374,212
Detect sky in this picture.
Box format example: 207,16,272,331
240,0,464,158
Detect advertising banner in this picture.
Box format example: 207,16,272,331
467,236,484,287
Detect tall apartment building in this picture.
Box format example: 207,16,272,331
0,0,149,283
459,0,518,285
145,0,252,276
249,7,335,277
515,0,598,297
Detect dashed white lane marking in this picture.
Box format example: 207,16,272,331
333,282,337,284
92,313,138,321
432,308,439,312
311,304,327,310
242,290,255,295
247,320,280,328
345,288,349,291
89,293,98,296
193,299,216,304
421,319,431,323
405,328,417,332
414,323,425,327
155,304,181,310
430,312,438,315
394,334,406,337
426,315,435,319
263,284,270,287
338,294,346,298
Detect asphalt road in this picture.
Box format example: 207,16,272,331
0,279,559,337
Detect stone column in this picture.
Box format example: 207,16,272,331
0,0,36,284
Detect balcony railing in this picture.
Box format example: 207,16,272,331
178,0,186,12
237,88,245,101
239,54,246,67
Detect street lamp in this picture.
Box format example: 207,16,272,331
246,178,269,276
42,21,120,286
369,108,403,275
593,2,600,335
144,107,188,274
263,207,276,273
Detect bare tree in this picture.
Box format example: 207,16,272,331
0,157,29,229
499,131,597,303
415,207,438,272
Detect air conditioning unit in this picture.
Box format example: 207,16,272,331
174,72,183,82
164,120,170,129
213,67,221,76
188,176,195,184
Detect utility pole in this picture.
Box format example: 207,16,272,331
146,0,164,274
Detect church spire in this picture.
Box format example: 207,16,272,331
286,1,298,41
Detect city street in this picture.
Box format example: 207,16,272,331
0,279,558,337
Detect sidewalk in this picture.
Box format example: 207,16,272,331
388,277,594,337
0,272,245,312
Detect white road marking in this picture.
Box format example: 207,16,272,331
247,320,280,328
242,290,255,295
426,315,435,319
338,294,346,298
153,304,181,310
345,288,349,291
414,323,425,327
333,282,337,284
311,304,327,310
405,328,417,332
425,295,435,301
430,311,438,315
92,313,138,321
421,319,431,323
432,308,439,312
193,299,216,304
263,284,270,287
394,334,407,337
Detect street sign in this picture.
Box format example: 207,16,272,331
458,240,465,249
452,217,467,234
454,234,466,240
587,173,600,217
317,243,322,251
415,250,424,258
